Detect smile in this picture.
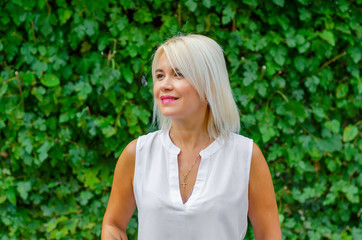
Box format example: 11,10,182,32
160,95,179,104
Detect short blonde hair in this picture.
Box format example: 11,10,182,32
152,34,240,139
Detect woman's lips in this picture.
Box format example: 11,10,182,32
160,95,179,104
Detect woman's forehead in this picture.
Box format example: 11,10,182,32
156,53,177,71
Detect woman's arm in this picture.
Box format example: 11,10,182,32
102,139,138,240
248,142,282,240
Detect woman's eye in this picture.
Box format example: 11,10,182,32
175,72,184,78
156,74,164,79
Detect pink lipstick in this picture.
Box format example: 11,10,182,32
160,95,179,104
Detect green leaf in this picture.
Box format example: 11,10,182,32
78,191,94,206
317,135,343,153
84,19,98,36
272,0,285,7
41,73,60,87
74,80,92,100
284,100,307,119
270,46,287,66
347,64,360,79
37,140,55,163
324,120,340,134
134,9,153,23
242,0,258,7
39,15,53,36
320,30,335,46
295,34,305,45
343,125,358,142
325,158,341,172
122,67,134,84
0,83,8,97
305,75,320,93
222,6,235,25
185,0,197,12
259,125,277,142
345,185,359,203
20,43,37,64
31,60,48,77
297,41,310,53
352,227,362,239
336,84,349,99
344,143,357,161
348,46,361,64
256,81,268,97
288,145,304,164
17,181,32,200
337,0,350,13
20,72,36,86
294,56,306,72
69,146,85,166
83,168,100,188
101,125,117,138
0,195,6,204
58,8,72,25
271,76,286,89
6,187,17,205
286,37,296,48
243,70,257,86
21,137,33,154
202,0,211,8
298,8,311,21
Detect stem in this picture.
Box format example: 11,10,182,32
15,71,25,110
11,31,25,42
5,76,17,83
257,65,266,81
107,50,112,66
348,167,357,183
319,51,347,70
276,90,289,103
111,39,117,69
178,4,182,27
113,39,117,54
297,122,317,140
31,21,36,41
46,0,52,15
355,120,362,127
241,57,251,65
86,106,91,116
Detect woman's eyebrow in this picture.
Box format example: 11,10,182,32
155,68,181,73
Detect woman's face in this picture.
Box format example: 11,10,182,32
153,53,208,122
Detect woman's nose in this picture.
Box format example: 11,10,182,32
160,75,173,91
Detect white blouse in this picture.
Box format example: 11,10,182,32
133,130,253,240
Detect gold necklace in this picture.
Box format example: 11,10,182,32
180,154,200,190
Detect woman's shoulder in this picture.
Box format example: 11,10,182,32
138,129,164,139
228,132,253,146
123,138,138,155
137,129,164,149
122,130,163,154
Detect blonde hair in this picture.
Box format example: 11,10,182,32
152,34,240,139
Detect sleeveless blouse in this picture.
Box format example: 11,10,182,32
133,130,253,240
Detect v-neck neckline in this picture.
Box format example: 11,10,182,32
162,130,223,207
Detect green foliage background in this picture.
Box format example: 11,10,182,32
0,0,361,239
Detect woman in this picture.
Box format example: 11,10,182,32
102,34,281,240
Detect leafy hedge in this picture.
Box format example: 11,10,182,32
0,0,361,239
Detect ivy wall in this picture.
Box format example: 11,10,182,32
0,0,361,239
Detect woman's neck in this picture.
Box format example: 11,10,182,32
169,122,212,152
